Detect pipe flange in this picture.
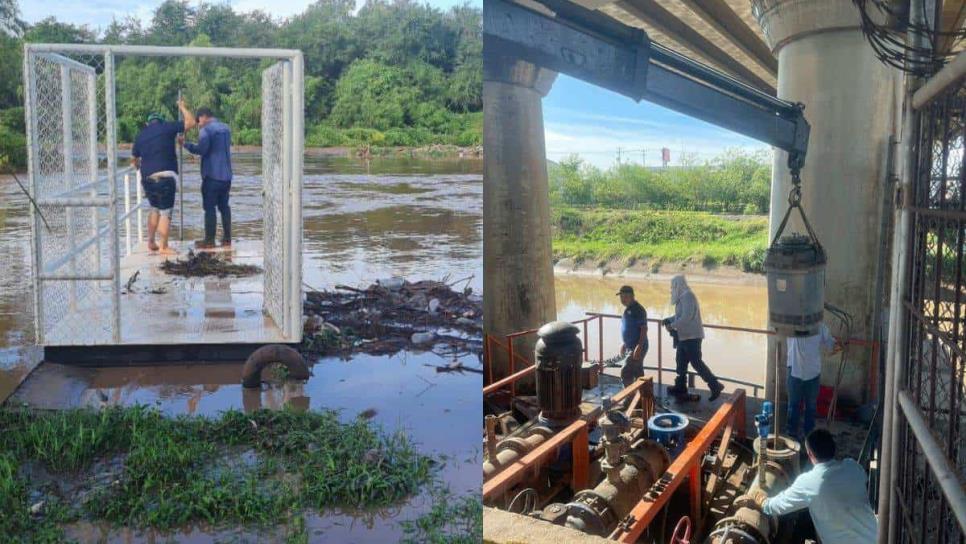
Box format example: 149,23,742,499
565,490,618,536
626,439,671,483
715,508,772,544
711,515,770,544
497,437,533,456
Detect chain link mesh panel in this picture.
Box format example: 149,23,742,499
261,61,287,332
27,52,116,345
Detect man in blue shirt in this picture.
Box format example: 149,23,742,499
617,285,648,386
130,98,196,255
180,107,233,249
737,429,878,543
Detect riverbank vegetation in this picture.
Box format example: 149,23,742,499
0,405,440,542
553,208,769,273
549,149,771,214
549,150,773,273
0,0,482,168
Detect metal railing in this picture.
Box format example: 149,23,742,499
483,376,655,499
484,312,879,402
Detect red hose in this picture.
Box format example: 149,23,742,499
670,516,691,544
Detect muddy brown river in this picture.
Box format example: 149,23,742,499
0,154,482,543
554,274,769,393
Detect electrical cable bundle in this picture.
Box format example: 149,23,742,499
853,0,965,75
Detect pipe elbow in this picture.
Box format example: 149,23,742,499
241,344,310,388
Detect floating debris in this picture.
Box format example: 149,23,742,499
302,277,482,357
160,250,262,278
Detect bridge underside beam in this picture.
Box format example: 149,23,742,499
680,0,778,76
617,0,777,94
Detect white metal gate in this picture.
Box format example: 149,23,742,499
24,51,118,345
260,58,304,342
23,44,304,346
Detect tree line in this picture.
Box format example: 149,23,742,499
0,0,482,168
549,149,773,214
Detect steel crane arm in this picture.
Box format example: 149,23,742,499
483,0,810,175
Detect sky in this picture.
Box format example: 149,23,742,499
543,74,771,168
22,0,480,33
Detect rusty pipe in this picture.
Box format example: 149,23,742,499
562,439,670,536
483,425,554,479
485,415,499,459
241,344,310,388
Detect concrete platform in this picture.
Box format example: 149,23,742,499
484,507,614,544
43,239,286,355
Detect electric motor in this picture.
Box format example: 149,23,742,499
763,233,826,336
534,321,583,427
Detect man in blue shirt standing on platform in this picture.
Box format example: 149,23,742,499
617,285,648,387
181,107,233,249
131,97,196,255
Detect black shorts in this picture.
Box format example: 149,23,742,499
142,176,176,212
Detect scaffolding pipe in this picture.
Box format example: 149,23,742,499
880,1,927,540
23,47,43,344
124,173,131,256
136,171,143,244
25,43,301,60
104,50,121,343
897,391,966,532
911,49,966,110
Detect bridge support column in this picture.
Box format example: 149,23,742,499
483,57,558,382
756,0,901,405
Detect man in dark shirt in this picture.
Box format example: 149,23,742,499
181,107,233,249
618,285,648,386
131,98,196,255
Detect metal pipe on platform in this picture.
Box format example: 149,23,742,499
897,391,966,532
880,3,928,540
911,49,966,110
483,426,555,480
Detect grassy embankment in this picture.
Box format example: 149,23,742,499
548,151,773,274
0,405,480,543
552,208,769,273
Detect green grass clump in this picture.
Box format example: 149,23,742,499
400,488,482,544
552,207,769,271
0,406,435,541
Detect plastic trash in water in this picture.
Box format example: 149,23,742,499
411,332,435,344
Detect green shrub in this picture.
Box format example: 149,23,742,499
342,127,385,146
741,246,767,273
306,125,347,148
0,127,27,170
0,107,24,133
232,127,261,146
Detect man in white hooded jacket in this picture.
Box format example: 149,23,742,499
662,275,724,401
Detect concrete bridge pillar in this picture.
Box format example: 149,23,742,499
483,57,558,382
755,0,901,404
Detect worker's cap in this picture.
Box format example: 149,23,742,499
146,112,164,123
616,285,634,296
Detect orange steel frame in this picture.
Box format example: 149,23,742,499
610,388,747,542
482,377,655,499
484,314,880,403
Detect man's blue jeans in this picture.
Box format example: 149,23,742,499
786,374,820,439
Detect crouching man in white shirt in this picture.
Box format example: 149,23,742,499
737,429,878,544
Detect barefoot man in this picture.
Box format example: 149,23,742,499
131,98,196,254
